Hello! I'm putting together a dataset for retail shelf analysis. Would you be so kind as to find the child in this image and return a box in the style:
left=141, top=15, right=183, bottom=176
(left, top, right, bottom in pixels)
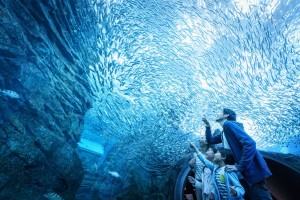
left=188, top=146, right=216, bottom=200
left=189, top=142, right=245, bottom=200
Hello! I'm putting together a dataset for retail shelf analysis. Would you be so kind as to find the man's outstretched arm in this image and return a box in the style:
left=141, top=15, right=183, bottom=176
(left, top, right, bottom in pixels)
left=202, top=115, right=222, bottom=144
left=205, top=126, right=222, bottom=144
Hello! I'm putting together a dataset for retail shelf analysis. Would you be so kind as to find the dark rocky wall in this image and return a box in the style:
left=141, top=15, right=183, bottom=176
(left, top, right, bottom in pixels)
left=0, top=0, right=97, bottom=199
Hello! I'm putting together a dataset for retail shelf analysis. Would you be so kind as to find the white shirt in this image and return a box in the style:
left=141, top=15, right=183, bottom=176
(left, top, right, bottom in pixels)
left=202, top=166, right=214, bottom=195
left=195, top=154, right=205, bottom=180
left=222, top=131, right=230, bottom=149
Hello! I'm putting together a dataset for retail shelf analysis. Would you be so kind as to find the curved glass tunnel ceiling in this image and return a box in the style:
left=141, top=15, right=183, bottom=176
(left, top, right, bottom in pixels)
left=81, top=0, right=300, bottom=196
left=1, top=0, right=300, bottom=199
left=85, top=0, right=300, bottom=164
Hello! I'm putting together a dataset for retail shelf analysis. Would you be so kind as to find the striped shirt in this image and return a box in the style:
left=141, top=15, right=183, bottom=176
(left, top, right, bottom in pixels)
left=215, top=167, right=228, bottom=199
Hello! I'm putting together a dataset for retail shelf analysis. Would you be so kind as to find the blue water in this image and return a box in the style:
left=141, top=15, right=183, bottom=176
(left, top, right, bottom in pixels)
left=85, top=0, right=299, bottom=165
left=76, top=1, right=300, bottom=197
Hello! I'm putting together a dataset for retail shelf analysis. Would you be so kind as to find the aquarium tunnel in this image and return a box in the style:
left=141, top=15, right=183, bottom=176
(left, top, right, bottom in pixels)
left=0, top=0, right=300, bottom=199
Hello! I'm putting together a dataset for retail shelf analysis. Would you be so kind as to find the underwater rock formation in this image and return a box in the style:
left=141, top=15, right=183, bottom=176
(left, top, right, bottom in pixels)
left=0, top=0, right=97, bottom=199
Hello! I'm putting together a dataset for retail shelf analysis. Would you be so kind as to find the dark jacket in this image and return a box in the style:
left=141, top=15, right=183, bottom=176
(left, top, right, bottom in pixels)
left=205, top=120, right=272, bottom=185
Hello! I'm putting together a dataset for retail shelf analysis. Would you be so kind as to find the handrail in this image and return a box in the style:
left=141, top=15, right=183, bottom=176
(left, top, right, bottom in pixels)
left=174, top=164, right=191, bottom=200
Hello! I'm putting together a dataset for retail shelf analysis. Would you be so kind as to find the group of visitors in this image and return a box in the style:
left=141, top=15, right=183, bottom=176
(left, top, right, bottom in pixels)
left=186, top=108, right=273, bottom=200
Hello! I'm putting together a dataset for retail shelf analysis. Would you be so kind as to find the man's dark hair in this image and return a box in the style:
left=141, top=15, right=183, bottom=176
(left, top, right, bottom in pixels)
left=223, top=108, right=236, bottom=121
